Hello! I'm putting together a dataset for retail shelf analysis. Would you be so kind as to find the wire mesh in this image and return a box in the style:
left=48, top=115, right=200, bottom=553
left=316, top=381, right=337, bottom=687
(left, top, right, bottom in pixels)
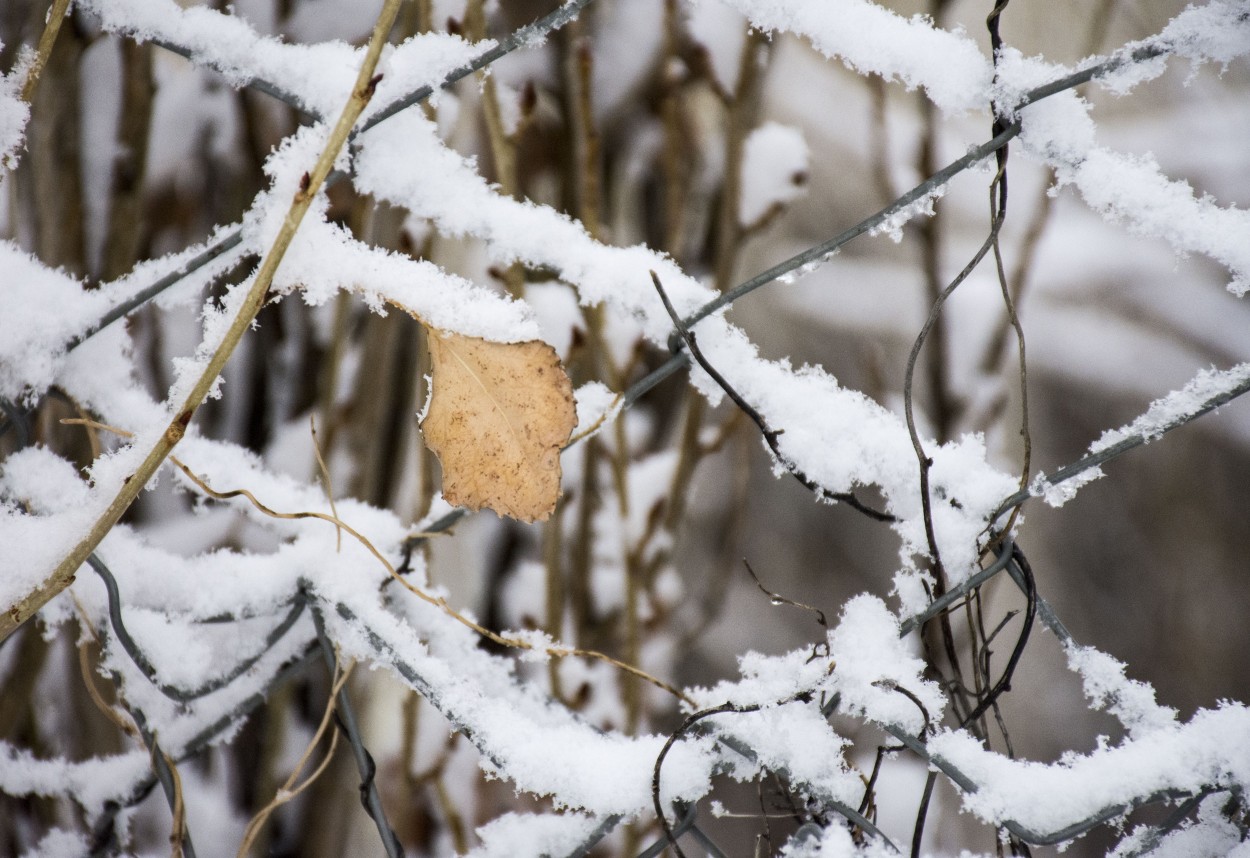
left=2, top=0, right=1248, bottom=855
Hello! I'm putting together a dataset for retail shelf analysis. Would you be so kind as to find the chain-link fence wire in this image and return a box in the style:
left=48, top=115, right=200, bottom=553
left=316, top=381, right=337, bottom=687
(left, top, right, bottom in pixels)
left=2, top=0, right=1249, bottom=855
left=73, top=513, right=1245, bottom=856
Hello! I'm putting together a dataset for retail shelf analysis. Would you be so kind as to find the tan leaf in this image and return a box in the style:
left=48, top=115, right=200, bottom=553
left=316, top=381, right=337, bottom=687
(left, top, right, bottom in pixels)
left=421, top=330, right=577, bottom=523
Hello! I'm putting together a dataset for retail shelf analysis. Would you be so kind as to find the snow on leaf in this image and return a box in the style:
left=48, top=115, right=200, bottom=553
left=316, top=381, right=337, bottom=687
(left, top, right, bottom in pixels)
left=421, top=330, right=576, bottom=523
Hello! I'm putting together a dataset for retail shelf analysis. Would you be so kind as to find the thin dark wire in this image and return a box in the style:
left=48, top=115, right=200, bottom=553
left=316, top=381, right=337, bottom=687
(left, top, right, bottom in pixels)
left=76, top=16, right=1165, bottom=375
left=76, top=0, right=597, bottom=349
left=898, top=537, right=1014, bottom=637
left=683, top=821, right=730, bottom=858
left=388, top=507, right=468, bottom=589
left=883, top=720, right=1213, bottom=846
left=788, top=823, right=827, bottom=852
left=310, top=601, right=405, bottom=858
left=87, top=553, right=307, bottom=703
left=883, top=541, right=1215, bottom=853
left=148, top=0, right=601, bottom=132
left=1000, top=546, right=1072, bottom=644
left=652, top=271, right=895, bottom=523
left=653, top=703, right=762, bottom=858
left=89, top=641, right=320, bottom=856
left=677, top=119, right=1020, bottom=335
left=401, top=507, right=466, bottom=553
left=650, top=693, right=900, bottom=855
left=148, top=37, right=322, bottom=119
left=679, top=43, right=1169, bottom=333
left=129, top=708, right=198, bottom=858
left=959, top=544, right=1035, bottom=727
left=629, top=47, right=1181, bottom=426
left=359, top=0, right=596, bottom=134
left=993, top=371, right=1250, bottom=521
left=328, top=599, right=503, bottom=767
left=714, top=728, right=898, bottom=852
left=1118, top=788, right=1220, bottom=858
left=71, top=230, right=246, bottom=348
left=622, top=351, right=691, bottom=408
left=562, top=815, right=625, bottom=858
left=24, top=16, right=1217, bottom=858
left=634, top=803, right=700, bottom=858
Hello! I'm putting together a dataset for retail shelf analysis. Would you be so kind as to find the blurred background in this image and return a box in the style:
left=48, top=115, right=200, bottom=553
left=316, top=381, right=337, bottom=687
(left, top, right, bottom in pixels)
left=2, top=0, right=1248, bottom=854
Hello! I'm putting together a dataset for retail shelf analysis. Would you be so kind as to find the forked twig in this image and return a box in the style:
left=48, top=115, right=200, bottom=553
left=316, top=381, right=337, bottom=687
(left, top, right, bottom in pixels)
left=60, top=418, right=693, bottom=704
left=235, top=653, right=353, bottom=858
left=0, top=0, right=406, bottom=645
left=651, top=271, right=894, bottom=523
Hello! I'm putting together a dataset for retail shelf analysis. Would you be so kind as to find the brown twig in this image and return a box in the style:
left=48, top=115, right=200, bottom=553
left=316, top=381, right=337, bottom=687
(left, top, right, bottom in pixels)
left=235, top=655, right=353, bottom=858
left=0, top=0, right=405, bottom=645
left=63, top=416, right=693, bottom=705
left=18, top=0, right=74, bottom=103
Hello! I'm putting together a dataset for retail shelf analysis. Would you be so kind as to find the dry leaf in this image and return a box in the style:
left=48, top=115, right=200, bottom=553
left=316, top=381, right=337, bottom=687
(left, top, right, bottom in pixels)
left=421, top=330, right=577, bottom=523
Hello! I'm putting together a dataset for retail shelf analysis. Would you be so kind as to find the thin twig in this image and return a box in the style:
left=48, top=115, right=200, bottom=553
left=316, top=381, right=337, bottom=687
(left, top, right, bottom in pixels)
left=743, top=559, right=827, bottom=629
left=19, top=0, right=74, bottom=103
left=164, top=445, right=693, bottom=704
left=162, top=746, right=189, bottom=858
left=0, top=0, right=403, bottom=645
left=653, top=702, right=762, bottom=858
left=310, top=604, right=403, bottom=858
left=960, top=549, right=1035, bottom=728
left=235, top=654, right=353, bottom=858
left=651, top=271, right=895, bottom=523
left=72, top=0, right=598, bottom=350
left=309, top=415, right=342, bottom=552
left=910, top=771, right=938, bottom=858
left=680, top=43, right=1168, bottom=332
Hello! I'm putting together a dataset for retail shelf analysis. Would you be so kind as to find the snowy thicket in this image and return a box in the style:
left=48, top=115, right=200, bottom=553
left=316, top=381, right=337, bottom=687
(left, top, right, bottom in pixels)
left=1, top=0, right=1249, bottom=856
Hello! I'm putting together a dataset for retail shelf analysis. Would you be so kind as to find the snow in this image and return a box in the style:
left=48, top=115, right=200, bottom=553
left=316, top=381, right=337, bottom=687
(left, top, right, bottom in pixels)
left=929, top=702, right=1250, bottom=836
left=0, top=45, right=31, bottom=170
left=1067, top=645, right=1178, bottom=736
left=1096, top=363, right=1250, bottom=450
left=572, top=381, right=620, bottom=442
left=827, top=595, right=943, bottom=736
left=3, top=0, right=1250, bottom=853
left=781, top=823, right=898, bottom=858
left=1159, top=0, right=1250, bottom=69
left=323, top=578, right=721, bottom=816
left=1066, top=149, right=1250, bottom=295
left=0, top=243, right=113, bottom=402
left=1113, top=794, right=1246, bottom=858
left=460, top=812, right=605, bottom=858
left=0, top=742, right=152, bottom=820
left=715, top=0, right=994, bottom=115
left=79, top=0, right=487, bottom=125
left=18, top=830, right=90, bottom=858
left=0, top=448, right=100, bottom=610
left=1033, top=363, right=1250, bottom=509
